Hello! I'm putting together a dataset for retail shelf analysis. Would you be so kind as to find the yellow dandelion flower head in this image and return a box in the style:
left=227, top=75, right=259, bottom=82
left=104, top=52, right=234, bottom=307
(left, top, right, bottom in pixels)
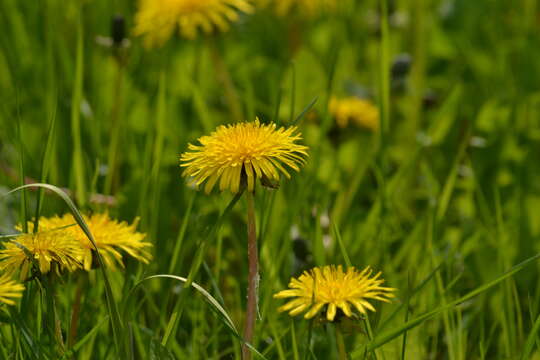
left=180, top=118, right=309, bottom=194
left=329, top=96, right=379, bottom=131
left=0, top=272, right=24, bottom=306
left=258, top=0, right=336, bottom=17
left=30, top=213, right=153, bottom=271
left=274, top=265, right=395, bottom=322
left=0, top=230, right=83, bottom=280
left=134, top=0, right=254, bottom=47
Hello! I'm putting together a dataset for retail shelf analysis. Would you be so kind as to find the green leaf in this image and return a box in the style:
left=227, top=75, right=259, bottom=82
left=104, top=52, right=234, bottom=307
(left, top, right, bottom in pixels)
left=127, top=274, right=269, bottom=360
left=293, top=97, right=318, bottom=126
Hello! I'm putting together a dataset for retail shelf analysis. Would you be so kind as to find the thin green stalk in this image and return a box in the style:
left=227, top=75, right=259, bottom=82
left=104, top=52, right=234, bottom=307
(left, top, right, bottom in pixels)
left=363, top=318, right=378, bottom=360
left=378, top=0, right=391, bottom=140
left=521, top=308, right=540, bottom=359
left=36, top=283, right=42, bottom=343
left=103, top=59, right=125, bottom=196
left=16, top=118, right=27, bottom=233
left=335, top=324, right=348, bottom=360
left=405, top=0, right=427, bottom=142
left=42, top=276, right=64, bottom=355
left=168, top=192, right=196, bottom=274
left=289, top=62, right=296, bottom=123
left=209, top=39, right=243, bottom=123
left=149, top=72, right=167, bottom=243
left=67, top=276, right=85, bottom=349
left=375, top=0, right=391, bottom=255
left=34, top=96, right=57, bottom=232
left=242, top=190, right=259, bottom=360
left=303, top=318, right=314, bottom=360
left=268, top=321, right=286, bottom=360
left=400, top=274, right=412, bottom=360
left=161, top=191, right=243, bottom=347
left=291, top=321, right=299, bottom=360
left=71, top=19, right=86, bottom=206
left=161, top=294, right=184, bottom=347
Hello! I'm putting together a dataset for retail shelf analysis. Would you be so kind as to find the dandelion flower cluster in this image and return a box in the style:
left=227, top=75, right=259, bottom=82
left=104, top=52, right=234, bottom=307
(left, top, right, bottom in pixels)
left=0, top=230, right=84, bottom=280
left=180, top=119, right=308, bottom=193
left=0, top=273, right=24, bottom=306
left=329, top=96, right=379, bottom=131
left=31, top=213, right=153, bottom=271
left=134, top=0, right=254, bottom=47
left=274, top=265, right=395, bottom=321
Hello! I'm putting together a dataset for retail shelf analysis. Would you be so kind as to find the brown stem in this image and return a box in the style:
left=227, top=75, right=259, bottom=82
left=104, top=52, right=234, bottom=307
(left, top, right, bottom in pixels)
left=242, top=191, right=258, bottom=360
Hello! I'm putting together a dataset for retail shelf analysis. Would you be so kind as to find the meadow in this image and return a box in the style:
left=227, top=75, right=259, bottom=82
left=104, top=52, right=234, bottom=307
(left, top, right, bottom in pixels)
left=1, top=0, right=540, bottom=359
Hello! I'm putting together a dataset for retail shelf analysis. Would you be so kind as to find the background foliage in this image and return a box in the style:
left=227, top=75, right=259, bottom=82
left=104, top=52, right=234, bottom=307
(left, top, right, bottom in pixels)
left=1, top=0, right=540, bottom=359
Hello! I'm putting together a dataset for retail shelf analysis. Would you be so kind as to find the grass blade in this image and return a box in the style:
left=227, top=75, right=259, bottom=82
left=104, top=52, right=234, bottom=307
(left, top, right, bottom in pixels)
left=33, top=96, right=57, bottom=232
left=16, top=115, right=27, bottom=233
left=161, top=190, right=243, bottom=347
left=168, top=192, right=196, bottom=274
left=332, top=222, right=351, bottom=267
left=351, top=252, right=540, bottom=357
left=70, top=18, right=86, bottom=205
left=127, top=274, right=269, bottom=360
left=289, top=61, right=296, bottom=123
left=293, top=97, right=318, bottom=126
left=521, top=311, right=540, bottom=360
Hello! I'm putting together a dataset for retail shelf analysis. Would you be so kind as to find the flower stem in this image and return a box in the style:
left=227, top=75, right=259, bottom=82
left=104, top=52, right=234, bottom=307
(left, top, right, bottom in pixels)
left=335, top=324, right=349, bottom=360
left=68, top=276, right=85, bottom=348
left=43, top=276, right=65, bottom=354
left=242, top=191, right=259, bottom=360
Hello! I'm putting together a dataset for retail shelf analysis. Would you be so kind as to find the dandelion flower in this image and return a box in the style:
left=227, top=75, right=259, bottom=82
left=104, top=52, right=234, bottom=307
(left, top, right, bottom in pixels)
left=329, top=96, right=379, bottom=131
left=0, top=230, right=83, bottom=280
left=180, top=118, right=308, bottom=193
left=134, top=0, right=254, bottom=47
left=258, top=0, right=336, bottom=17
left=274, top=265, right=395, bottom=321
left=0, top=273, right=25, bottom=306
left=28, top=213, right=153, bottom=271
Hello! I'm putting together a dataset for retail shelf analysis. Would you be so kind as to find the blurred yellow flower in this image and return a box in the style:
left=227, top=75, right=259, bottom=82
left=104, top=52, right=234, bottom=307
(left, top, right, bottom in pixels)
left=180, top=118, right=308, bottom=193
left=258, top=0, right=336, bottom=17
left=329, top=96, right=379, bottom=131
left=0, top=273, right=24, bottom=306
left=31, top=213, right=153, bottom=271
left=0, top=230, right=83, bottom=280
left=274, top=265, right=395, bottom=321
left=134, top=0, right=254, bottom=47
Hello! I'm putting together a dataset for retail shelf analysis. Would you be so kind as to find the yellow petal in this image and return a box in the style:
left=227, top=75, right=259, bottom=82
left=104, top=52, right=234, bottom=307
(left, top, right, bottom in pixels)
left=327, top=303, right=337, bottom=321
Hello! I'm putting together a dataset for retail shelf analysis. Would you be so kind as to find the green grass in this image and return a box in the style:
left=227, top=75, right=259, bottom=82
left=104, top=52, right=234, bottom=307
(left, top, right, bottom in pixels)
left=2, top=0, right=540, bottom=359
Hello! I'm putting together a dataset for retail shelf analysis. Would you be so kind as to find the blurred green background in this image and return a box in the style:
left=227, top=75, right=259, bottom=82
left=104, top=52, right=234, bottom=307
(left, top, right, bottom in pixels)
left=1, top=0, right=540, bottom=359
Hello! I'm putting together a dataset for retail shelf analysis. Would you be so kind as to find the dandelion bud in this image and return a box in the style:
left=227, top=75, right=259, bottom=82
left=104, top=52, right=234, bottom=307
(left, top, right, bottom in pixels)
left=111, top=14, right=126, bottom=46
left=391, top=53, right=412, bottom=79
